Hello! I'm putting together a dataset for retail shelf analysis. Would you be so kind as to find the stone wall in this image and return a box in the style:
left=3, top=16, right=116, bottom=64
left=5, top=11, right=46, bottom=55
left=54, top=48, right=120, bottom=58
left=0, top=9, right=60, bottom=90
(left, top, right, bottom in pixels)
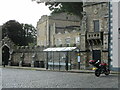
left=83, top=2, right=109, bottom=32
left=11, top=46, right=46, bottom=67
left=82, top=2, right=109, bottom=64
left=54, top=30, right=81, bottom=47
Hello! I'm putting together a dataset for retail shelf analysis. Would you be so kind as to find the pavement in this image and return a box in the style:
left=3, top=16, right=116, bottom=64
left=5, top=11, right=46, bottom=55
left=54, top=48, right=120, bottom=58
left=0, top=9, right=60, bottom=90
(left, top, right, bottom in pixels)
left=0, top=66, right=119, bottom=74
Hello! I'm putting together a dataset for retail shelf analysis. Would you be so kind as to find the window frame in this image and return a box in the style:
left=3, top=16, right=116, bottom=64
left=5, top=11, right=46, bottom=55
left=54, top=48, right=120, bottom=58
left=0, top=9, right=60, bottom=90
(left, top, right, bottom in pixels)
left=93, top=20, right=100, bottom=32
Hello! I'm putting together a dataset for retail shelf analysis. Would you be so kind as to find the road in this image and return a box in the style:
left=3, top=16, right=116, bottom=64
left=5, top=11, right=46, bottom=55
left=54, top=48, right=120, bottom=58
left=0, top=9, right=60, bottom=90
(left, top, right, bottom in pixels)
left=1, top=68, right=119, bottom=88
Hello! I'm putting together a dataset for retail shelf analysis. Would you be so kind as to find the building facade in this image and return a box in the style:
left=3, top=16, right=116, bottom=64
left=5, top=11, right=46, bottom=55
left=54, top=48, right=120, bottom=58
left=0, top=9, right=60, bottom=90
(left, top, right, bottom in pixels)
left=37, top=13, right=81, bottom=47
left=110, top=1, right=120, bottom=71
left=81, top=2, right=109, bottom=68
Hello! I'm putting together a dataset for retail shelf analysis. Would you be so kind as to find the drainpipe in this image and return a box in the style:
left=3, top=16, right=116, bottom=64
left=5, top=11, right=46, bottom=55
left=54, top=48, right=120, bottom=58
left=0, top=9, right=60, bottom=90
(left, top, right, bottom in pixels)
left=108, top=1, right=111, bottom=70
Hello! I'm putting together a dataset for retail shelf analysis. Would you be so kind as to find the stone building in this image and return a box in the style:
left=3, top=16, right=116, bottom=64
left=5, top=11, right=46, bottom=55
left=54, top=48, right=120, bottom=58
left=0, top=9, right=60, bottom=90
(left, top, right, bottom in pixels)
left=54, top=26, right=81, bottom=47
left=37, top=13, right=81, bottom=47
left=36, top=2, right=109, bottom=69
left=80, top=2, right=109, bottom=68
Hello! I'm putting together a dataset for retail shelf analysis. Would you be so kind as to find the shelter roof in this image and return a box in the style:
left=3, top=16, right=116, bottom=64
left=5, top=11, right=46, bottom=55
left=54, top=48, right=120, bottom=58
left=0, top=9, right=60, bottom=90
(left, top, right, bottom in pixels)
left=43, top=47, right=77, bottom=52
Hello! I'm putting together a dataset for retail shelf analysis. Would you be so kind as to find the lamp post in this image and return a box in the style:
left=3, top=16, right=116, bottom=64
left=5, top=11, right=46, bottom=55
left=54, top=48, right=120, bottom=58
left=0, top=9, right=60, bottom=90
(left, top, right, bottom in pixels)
left=77, top=48, right=80, bottom=70
left=65, top=52, right=69, bottom=71
left=46, top=52, right=48, bottom=69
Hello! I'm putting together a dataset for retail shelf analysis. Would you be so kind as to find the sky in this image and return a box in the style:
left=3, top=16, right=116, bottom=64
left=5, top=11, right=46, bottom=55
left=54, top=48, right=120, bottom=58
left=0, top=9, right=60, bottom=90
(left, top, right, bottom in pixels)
left=0, top=0, right=51, bottom=27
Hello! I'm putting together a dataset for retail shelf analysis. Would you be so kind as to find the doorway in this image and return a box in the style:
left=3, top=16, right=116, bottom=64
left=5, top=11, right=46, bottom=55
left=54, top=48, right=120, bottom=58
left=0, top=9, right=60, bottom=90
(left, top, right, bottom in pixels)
left=2, top=46, right=10, bottom=65
left=92, top=50, right=101, bottom=61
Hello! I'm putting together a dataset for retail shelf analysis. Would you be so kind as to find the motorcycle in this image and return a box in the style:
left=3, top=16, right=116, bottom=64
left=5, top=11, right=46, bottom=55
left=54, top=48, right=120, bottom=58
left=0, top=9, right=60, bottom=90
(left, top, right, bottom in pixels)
left=89, top=60, right=110, bottom=77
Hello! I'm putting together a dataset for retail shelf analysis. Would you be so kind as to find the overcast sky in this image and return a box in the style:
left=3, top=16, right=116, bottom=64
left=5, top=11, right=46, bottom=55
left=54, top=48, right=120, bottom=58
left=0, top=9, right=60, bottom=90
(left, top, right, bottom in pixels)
left=0, top=0, right=51, bottom=27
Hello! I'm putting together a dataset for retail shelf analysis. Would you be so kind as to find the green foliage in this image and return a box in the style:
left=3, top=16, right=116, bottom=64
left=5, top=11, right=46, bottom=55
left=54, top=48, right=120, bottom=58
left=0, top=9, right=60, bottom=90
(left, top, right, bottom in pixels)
left=32, top=1, right=83, bottom=17
left=45, top=2, right=83, bottom=18
left=2, top=20, right=25, bottom=46
left=21, top=23, right=37, bottom=46
left=2, top=20, right=37, bottom=46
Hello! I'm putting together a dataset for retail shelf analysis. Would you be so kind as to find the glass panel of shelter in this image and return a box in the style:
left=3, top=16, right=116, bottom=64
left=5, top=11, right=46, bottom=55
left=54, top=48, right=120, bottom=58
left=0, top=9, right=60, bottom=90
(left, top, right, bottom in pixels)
left=47, top=51, right=78, bottom=71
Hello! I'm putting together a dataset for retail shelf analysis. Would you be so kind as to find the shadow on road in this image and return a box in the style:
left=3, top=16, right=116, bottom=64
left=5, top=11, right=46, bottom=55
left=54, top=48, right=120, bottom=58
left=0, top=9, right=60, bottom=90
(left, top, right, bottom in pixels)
left=99, top=74, right=119, bottom=78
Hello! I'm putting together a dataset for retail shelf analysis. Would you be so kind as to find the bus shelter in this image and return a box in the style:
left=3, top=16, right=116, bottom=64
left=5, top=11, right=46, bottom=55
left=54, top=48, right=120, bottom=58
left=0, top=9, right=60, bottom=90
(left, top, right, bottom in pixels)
left=43, top=47, right=79, bottom=71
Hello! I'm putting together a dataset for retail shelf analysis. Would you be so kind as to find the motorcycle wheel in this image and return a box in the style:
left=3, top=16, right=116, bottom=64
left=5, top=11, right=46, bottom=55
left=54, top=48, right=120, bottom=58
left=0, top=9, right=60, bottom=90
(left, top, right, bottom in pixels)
left=95, top=69, right=101, bottom=77
left=105, top=69, right=110, bottom=75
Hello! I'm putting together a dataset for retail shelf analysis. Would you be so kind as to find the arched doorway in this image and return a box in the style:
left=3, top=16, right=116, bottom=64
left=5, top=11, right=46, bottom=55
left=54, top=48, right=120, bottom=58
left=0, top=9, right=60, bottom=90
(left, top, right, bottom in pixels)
left=2, top=46, right=10, bottom=65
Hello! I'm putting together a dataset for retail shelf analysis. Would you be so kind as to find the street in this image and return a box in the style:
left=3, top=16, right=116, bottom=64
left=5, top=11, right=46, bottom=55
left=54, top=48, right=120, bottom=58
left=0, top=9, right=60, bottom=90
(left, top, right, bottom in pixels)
left=1, top=68, right=119, bottom=88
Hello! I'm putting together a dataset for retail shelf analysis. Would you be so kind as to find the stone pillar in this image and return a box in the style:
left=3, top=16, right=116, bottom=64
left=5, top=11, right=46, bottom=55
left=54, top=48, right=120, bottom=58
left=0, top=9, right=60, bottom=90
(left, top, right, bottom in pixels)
left=31, top=53, right=36, bottom=67
left=19, top=61, right=23, bottom=67
left=19, top=53, right=24, bottom=67
left=31, top=61, right=34, bottom=67
left=8, top=54, right=12, bottom=66
left=8, top=49, right=13, bottom=66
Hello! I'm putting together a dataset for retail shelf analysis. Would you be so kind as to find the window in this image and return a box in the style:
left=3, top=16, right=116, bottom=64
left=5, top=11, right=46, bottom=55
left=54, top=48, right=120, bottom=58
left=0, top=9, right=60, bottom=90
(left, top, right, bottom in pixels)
left=75, top=36, right=80, bottom=44
left=65, top=31, right=68, bottom=33
left=93, top=20, right=99, bottom=32
left=56, top=39, right=62, bottom=46
left=119, top=28, right=120, bottom=34
left=65, top=38, right=70, bottom=45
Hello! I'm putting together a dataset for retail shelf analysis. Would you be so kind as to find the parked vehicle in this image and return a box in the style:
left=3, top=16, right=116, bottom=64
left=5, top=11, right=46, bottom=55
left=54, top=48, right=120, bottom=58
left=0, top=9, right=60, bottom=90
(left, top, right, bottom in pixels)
left=89, top=59, right=110, bottom=77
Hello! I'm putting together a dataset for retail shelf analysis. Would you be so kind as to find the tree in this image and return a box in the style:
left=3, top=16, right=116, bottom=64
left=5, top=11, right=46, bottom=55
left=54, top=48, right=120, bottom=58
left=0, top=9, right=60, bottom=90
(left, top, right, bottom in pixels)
left=32, top=1, right=83, bottom=18
left=45, top=2, right=83, bottom=18
left=2, top=20, right=37, bottom=46
left=2, top=20, right=26, bottom=46
left=21, top=24, right=37, bottom=46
